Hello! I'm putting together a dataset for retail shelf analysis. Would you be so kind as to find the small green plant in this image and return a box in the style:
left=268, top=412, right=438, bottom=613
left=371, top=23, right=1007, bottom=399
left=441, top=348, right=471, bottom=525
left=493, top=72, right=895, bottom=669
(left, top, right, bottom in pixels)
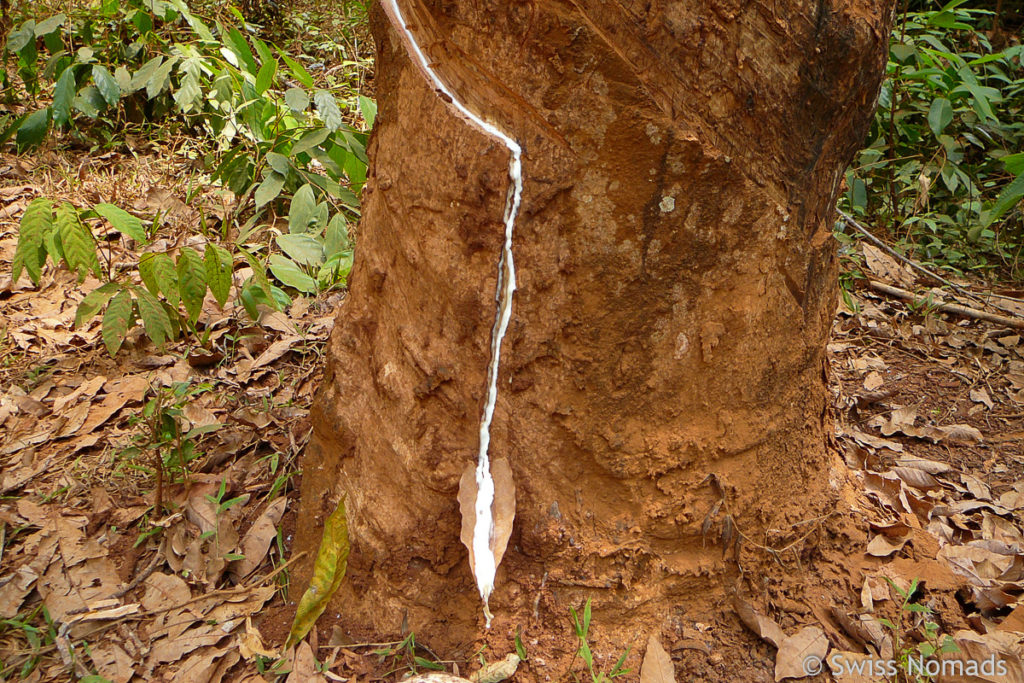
left=10, top=196, right=246, bottom=355
left=7, top=189, right=349, bottom=354
left=568, top=599, right=631, bottom=683
left=2, top=0, right=368, bottom=300
left=121, top=381, right=219, bottom=515
left=266, top=182, right=353, bottom=296
left=0, top=605, right=56, bottom=680
left=373, top=633, right=446, bottom=677
left=877, top=577, right=959, bottom=683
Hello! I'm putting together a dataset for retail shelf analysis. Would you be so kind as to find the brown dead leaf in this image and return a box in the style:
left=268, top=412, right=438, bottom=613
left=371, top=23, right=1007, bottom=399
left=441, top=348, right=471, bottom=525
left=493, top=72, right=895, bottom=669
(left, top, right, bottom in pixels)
left=457, top=458, right=516, bottom=584
left=827, top=651, right=884, bottom=682
left=640, top=634, right=676, bottom=683
left=846, top=428, right=904, bottom=453
left=52, top=376, right=107, bottom=413
left=863, top=371, right=884, bottom=391
left=287, top=641, right=328, bottom=683
left=863, top=244, right=916, bottom=288
left=231, top=497, right=287, bottom=580
left=176, top=645, right=240, bottom=683
left=866, top=534, right=910, bottom=557
left=997, top=602, right=1024, bottom=633
left=893, top=455, right=953, bottom=475
left=971, top=387, right=995, bottom=410
left=892, top=467, right=941, bottom=491
left=55, top=402, right=91, bottom=438
left=774, top=626, right=828, bottom=681
left=734, top=596, right=785, bottom=649
left=940, top=630, right=1024, bottom=681
left=238, top=617, right=277, bottom=660
left=469, top=654, right=520, bottom=683
left=89, top=642, right=135, bottom=683
left=147, top=622, right=229, bottom=665
left=249, top=335, right=301, bottom=373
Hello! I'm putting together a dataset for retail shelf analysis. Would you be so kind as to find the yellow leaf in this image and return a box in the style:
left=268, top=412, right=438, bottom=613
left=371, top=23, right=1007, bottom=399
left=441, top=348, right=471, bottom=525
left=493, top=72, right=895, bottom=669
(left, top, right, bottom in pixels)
left=285, top=496, right=349, bottom=648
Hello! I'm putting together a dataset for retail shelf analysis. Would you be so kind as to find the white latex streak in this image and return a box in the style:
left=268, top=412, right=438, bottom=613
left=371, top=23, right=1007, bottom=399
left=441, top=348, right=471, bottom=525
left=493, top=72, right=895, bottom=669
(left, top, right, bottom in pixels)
left=384, top=0, right=522, bottom=629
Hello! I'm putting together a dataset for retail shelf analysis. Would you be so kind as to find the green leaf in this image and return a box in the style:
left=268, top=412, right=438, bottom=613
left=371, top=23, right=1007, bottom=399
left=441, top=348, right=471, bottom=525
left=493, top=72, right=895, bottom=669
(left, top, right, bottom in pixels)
left=984, top=172, right=1024, bottom=228
left=254, top=172, right=286, bottom=209
left=265, top=152, right=290, bottom=175
left=268, top=254, right=317, bottom=293
left=204, top=243, right=233, bottom=307
left=91, top=65, right=120, bottom=106
left=277, top=233, right=325, bottom=267
left=56, top=202, right=101, bottom=281
left=255, top=58, right=277, bottom=95
left=129, top=56, right=163, bottom=93
left=173, top=71, right=202, bottom=113
left=12, top=198, right=53, bottom=285
left=176, top=247, right=207, bottom=323
left=239, top=249, right=274, bottom=298
left=52, top=67, right=77, bottom=128
left=166, top=0, right=215, bottom=41
left=1003, top=153, right=1024, bottom=178
left=291, top=128, right=331, bottom=158
left=16, top=109, right=50, bottom=152
left=324, top=214, right=350, bottom=256
left=75, top=281, right=120, bottom=327
left=133, top=285, right=173, bottom=346
left=34, top=13, right=66, bottom=36
left=284, top=87, right=309, bottom=113
left=286, top=496, right=349, bottom=648
left=139, top=252, right=180, bottom=307
left=927, top=97, right=953, bottom=137
left=288, top=184, right=317, bottom=233
left=279, top=51, right=314, bottom=88
left=146, top=57, right=178, bottom=99
left=313, top=90, right=343, bottom=131
left=73, top=86, right=106, bottom=119
left=102, top=289, right=133, bottom=356
left=224, top=27, right=258, bottom=74
left=414, top=658, right=445, bottom=671
left=94, top=203, right=146, bottom=243
left=358, top=95, right=376, bottom=128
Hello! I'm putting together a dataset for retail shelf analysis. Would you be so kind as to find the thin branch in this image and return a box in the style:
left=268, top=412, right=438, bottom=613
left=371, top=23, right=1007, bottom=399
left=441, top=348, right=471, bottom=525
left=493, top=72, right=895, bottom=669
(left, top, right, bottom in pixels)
left=837, top=209, right=979, bottom=300
left=867, top=279, right=1024, bottom=330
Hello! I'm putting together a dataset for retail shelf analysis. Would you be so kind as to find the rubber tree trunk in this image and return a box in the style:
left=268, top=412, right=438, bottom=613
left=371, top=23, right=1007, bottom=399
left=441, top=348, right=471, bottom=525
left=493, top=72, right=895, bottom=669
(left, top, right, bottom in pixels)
left=296, top=0, right=894, bottom=663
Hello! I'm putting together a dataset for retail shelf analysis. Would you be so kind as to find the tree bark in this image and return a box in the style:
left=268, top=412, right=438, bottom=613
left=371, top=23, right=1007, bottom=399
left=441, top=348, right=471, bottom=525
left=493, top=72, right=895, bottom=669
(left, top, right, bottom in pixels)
left=296, top=0, right=894, bottom=668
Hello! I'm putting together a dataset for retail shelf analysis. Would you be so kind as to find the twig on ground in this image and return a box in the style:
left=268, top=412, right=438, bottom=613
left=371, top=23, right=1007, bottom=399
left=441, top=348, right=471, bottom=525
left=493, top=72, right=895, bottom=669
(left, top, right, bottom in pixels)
left=867, top=279, right=1024, bottom=330
left=838, top=210, right=980, bottom=301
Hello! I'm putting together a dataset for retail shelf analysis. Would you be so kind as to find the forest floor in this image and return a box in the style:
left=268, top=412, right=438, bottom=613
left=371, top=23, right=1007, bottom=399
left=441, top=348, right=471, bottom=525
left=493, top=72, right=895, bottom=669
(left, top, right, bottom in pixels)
left=4, top=74, right=1024, bottom=683
left=2, top=128, right=1024, bottom=683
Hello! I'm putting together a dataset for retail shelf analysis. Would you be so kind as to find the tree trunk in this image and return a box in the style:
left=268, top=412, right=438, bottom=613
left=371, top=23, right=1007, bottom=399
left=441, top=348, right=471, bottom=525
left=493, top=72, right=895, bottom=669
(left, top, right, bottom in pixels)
left=295, top=0, right=893, bottom=670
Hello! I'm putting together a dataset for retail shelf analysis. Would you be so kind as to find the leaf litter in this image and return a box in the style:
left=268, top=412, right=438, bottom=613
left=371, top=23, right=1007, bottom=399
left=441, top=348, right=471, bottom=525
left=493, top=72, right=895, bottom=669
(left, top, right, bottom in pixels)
left=0, top=146, right=339, bottom=681
left=732, top=250, right=1024, bottom=682
left=5, top=121, right=1024, bottom=683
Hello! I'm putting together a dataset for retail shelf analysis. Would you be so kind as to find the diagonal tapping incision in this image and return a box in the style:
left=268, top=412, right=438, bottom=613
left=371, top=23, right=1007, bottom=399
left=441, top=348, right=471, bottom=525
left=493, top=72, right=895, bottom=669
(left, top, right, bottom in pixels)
left=381, top=0, right=523, bottom=628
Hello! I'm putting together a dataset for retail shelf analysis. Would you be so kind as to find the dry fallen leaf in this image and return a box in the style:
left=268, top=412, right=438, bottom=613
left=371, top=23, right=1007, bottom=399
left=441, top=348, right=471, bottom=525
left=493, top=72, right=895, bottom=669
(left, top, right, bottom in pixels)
left=286, top=641, right=328, bottom=683
left=734, top=596, right=785, bottom=649
left=971, top=387, right=995, bottom=409
left=774, top=626, right=828, bottom=682
left=458, top=457, right=516, bottom=584
left=863, top=244, right=916, bottom=288
left=640, top=634, right=675, bottom=683
left=469, top=653, right=520, bottom=683
left=866, top=533, right=910, bottom=557
left=231, top=497, right=287, bottom=579
left=863, top=371, right=884, bottom=391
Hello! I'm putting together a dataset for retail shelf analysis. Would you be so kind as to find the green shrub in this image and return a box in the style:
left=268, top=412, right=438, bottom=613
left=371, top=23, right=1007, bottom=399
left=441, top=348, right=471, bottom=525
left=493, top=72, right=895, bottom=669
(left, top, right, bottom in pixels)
left=841, top=0, right=1024, bottom=276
